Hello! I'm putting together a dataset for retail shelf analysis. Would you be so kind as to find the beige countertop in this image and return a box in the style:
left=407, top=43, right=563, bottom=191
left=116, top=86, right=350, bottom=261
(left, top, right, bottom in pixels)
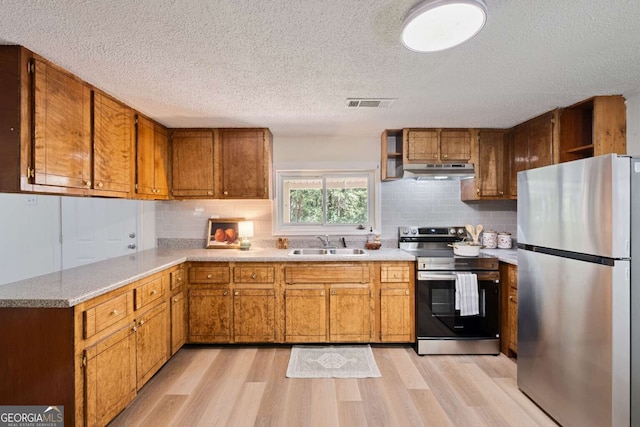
left=0, top=247, right=415, bottom=308
left=481, top=248, right=518, bottom=265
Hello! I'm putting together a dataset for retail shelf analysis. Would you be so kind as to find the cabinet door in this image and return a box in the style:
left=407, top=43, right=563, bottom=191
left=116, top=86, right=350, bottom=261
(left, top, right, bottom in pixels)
left=153, top=124, right=169, bottom=198
left=171, top=130, right=215, bottom=197
left=510, top=123, right=528, bottom=198
left=284, top=288, right=327, bottom=342
left=170, top=291, right=186, bottom=355
left=477, top=131, right=506, bottom=198
left=219, top=129, right=270, bottom=198
left=527, top=112, right=554, bottom=170
left=440, top=129, right=471, bottom=162
left=93, top=91, right=134, bottom=195
left=84, top=324, right=137, bottom=427
left=404, top=129, right=439, bottom=162
left=508, top=286, right=518, bottom=354
left=380, top=288, right=411, bottom=342
left=233, top=289, right=276, bottom=342
left=136, top=115, right=156, bottom=196
left=329, top=288, right=371, bottom=342
left=135, top=302, right=169, bottom=388
left=32, top=58, right=92, bottom=189
left=136, top=116, right=169, bottom=199
left=188, top=289, right=231, bottom=343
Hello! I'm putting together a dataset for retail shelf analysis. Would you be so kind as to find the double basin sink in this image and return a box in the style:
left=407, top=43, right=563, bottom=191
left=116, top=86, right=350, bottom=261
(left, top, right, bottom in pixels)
left=288, top=248, right=367, bottom=256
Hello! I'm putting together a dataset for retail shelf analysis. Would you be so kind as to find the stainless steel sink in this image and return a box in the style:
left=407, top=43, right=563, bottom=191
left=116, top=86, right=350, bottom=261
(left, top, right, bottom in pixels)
left=327, top=248, right=367, bottom=255
left=288, top=248, right=367, bottom=256
left=288, top=248, right=330, bottom=255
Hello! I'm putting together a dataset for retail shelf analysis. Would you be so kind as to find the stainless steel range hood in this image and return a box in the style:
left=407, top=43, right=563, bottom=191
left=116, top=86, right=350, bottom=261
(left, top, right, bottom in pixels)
left=403, top=163, right=475, bottom=180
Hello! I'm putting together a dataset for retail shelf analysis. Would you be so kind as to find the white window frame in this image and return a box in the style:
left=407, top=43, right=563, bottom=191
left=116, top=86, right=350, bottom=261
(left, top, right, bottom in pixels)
left=273, top=169, right=380, bottom=236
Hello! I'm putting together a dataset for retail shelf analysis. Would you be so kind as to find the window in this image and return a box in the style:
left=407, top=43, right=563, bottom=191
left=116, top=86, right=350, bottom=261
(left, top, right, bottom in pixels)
left=275, top=170, right=378, bottom=234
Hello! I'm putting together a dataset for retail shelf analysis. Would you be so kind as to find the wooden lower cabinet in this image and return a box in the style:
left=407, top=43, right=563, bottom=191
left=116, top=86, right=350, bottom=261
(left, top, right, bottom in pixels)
left=380, top=288, right=412, bottom=342
left=135, top=302, right=169, bottom=388
left=185, top=261, right=416, bottom=345
left=233, top=289, right=276, bottom=342
left=329, top=287, right=372, bottom=342
left=284, top=288, right=327, bottom=342
left=500, top=262, right=518, bottom=356
left=188, top=288, right=232, bottom=342
left=84, top=323, right=137, bottom=427
left=170, top=290, right=186, bottom=355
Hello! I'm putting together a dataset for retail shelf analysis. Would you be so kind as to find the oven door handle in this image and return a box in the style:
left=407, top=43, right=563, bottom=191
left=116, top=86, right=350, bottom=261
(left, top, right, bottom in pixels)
left=417, top=272, right=471, bottom=281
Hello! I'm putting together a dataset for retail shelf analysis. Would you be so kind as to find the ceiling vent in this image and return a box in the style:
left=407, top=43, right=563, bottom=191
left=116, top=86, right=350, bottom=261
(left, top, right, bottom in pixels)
left=346, top=98, right=397, bottom=108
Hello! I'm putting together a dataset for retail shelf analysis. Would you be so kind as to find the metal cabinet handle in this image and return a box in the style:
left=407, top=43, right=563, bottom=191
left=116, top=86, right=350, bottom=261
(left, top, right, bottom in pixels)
left=320, top=291, right=325, bottom=296
left=139, top=319, right=145, bottom=326
left=151, top=289, right=157, bottom=295
left=235, top=291, right=239, bottom=296
left=173, top=297, right=179, bottom=303
left=223, top=291, right=229, bottom=296
left=112, top=309, right=119, bottom=316
left=207, top=274, right=213, bottom=279
left=251, top=273, right=257, bottom=280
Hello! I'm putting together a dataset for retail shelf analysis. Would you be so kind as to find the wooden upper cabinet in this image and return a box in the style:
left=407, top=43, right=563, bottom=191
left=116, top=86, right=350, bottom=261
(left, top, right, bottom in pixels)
left=527, top=112, right=554, bottom=169
left=461, top=129, right=510, bottom=201
left=381, top=129, right=404, bottom=181
left=135, top=115, right=169, bottom=199
left=217, top=128, right=272, bottom=199
left=32, top=58, right=92, bottom=190
left=93, top=91, right=134, bottom=196
left=440, top=129, right=472, bottom=161
left=403, top=128, right=472, bottom=164
left=404, top=129, right=439, bottom=162
left=171, top=129, right=215, bottom=197
left=558, top=95, right=626, bottom=162
left=508, top=111, right=556, bottom=198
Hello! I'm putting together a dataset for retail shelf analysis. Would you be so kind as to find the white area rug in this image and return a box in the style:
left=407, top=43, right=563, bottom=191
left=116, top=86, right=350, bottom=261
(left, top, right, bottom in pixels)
left=286, top=345, right=382, bottom=378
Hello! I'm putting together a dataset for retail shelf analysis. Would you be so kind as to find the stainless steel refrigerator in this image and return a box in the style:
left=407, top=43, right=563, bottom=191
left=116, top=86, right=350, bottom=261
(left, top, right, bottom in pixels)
left=517, top=154, right=638, bottom=427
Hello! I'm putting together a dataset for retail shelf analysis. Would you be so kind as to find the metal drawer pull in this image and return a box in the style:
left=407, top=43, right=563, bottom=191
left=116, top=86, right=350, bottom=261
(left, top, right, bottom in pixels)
left=112, top=309, right=119, bottom=316
left=207, top=274, right=212, bottom=279
left=251, top=273, right=257, bottom=279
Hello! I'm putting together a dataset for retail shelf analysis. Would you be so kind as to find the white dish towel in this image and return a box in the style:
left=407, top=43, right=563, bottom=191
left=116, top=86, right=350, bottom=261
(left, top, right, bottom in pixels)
left=455, top=273, right=479, bottom=316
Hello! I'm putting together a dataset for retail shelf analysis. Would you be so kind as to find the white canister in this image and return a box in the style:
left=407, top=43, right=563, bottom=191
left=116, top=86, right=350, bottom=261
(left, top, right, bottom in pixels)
left=498, top=232, right=512, bottom=249
left=482, top=230, right=497, bottom=249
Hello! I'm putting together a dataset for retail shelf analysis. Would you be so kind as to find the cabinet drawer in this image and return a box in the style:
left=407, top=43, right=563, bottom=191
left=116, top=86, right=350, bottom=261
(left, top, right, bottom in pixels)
left=170, top=268, right=185, bottom=291
left=380, top=266, right=410, bottom=283
left=84, top=292, right=133, bottom=339
left=189, top=266, right=231, bottom=284
left=233, top=266, right=275, bottom=284
left=135, top=276, right=166, bottom=310
left=284, top=265, right=370, bottom=284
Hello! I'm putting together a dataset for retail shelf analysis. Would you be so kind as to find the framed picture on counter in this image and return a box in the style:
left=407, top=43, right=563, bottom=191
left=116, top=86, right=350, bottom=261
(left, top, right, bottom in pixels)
left=206, top=218, right=244, bottom=249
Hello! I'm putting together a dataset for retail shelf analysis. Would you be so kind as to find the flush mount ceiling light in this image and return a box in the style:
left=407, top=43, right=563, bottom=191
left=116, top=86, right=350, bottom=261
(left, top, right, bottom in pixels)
left=401, top=0, right=487, bottom=53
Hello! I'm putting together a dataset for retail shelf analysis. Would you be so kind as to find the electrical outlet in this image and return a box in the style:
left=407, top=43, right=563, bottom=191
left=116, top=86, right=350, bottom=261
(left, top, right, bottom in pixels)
left=25, top=195, right=37, bottom=206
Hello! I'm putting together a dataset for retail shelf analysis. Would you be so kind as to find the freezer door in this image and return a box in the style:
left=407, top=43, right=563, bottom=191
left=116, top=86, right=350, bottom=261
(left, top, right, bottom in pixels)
left=517, top=249, right=630, bottom=427
left=517, top=154, right=631, bottom=258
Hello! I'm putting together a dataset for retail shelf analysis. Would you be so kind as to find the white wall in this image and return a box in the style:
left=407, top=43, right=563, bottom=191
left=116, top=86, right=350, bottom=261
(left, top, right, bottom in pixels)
left=0, top=194, right=157, bottom=285
left=0, top=193, right=61, bottom=285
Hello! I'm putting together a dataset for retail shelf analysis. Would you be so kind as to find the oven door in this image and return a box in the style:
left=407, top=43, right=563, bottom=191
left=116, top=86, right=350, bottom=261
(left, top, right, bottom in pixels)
left=416, top=271, right=499, bottom=338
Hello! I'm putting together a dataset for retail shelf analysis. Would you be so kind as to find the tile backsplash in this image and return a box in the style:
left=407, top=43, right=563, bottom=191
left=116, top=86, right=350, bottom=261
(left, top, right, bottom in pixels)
left=156, top=180, right=517, bottom=247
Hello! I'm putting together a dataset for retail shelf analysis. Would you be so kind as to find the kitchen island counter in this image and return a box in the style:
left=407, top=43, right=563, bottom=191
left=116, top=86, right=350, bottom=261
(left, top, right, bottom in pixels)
left=0, top=247, right=414, bottom=308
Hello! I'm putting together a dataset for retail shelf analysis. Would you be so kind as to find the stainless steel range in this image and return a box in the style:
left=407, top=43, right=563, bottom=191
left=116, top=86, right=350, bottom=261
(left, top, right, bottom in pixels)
left=399, top=226, right=500, bottom=355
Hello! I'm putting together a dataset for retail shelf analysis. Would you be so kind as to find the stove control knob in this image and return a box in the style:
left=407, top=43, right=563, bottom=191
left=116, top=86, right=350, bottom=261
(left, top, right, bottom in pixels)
left=457, top=228, right=466, bottom=236
left=449, top=228, right=457, bottom=236
left=400, top=227, right=410, bottom=235
left=410, top=228, right=418, bottom=235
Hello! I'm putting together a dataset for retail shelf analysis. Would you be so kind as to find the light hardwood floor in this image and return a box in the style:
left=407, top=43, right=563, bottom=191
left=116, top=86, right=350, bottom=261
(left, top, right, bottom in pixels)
left=109, top=345, right=557, bottom=426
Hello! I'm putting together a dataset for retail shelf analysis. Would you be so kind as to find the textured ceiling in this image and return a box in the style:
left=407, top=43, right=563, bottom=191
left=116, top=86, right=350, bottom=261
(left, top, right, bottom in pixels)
left=1, top=0, right=640, bottom=136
